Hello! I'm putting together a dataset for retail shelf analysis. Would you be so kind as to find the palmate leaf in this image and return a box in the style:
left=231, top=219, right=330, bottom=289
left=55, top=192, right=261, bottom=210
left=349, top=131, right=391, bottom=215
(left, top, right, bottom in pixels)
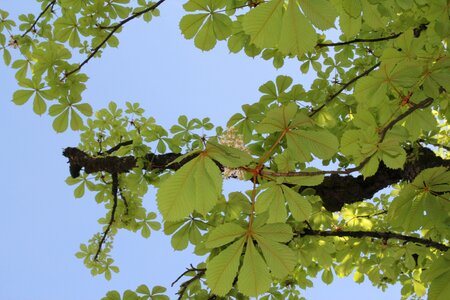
left=156, top=154, right=222, bottom=221
left=206, top=237, right=245, bottom=296
left=237, top=237, right=272, bottom=297
left=179, top=0, right=232, bottom=51
left=286, top=128, right=338, bottom=162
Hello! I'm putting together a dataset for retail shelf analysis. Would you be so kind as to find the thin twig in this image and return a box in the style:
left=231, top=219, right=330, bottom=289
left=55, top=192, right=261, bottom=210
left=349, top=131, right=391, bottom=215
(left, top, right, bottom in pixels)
left=299, top=229, right=449, bottom=251
left=63, top=0, right=166, bottom=78
left=94, top=172, right=119, bottom=261
left=172, top=266, right=206, bottom=299
left=379, top=98, right=433, bottom=143
left=317, top=33, right=402, bottom=48
left=106, top=140, right=133, bottom=154
left=21, top=0, right=57, bottom=37
left=309, top=62, right=381, bottom=117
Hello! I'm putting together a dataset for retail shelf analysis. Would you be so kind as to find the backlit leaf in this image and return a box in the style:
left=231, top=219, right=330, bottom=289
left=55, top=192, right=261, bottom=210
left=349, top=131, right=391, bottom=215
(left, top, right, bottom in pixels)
left=237, top=237, right=271, bottom=297
left=206, top=237, right=245, bottom=296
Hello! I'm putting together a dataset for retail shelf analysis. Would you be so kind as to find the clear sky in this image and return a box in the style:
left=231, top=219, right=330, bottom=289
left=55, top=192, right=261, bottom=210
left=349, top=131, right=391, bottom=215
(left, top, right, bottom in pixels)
left=0, top=2, right=401, bottom=299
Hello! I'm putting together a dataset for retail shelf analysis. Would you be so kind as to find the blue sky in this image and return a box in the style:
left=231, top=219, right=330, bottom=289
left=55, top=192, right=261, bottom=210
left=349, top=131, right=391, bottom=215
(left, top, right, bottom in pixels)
left=0, top=2, right=401, bottom=299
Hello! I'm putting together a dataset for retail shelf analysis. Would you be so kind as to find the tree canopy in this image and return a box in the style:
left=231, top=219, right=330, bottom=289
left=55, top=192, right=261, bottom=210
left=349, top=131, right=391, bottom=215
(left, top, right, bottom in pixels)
left=1, top=0, right=450, bottom=299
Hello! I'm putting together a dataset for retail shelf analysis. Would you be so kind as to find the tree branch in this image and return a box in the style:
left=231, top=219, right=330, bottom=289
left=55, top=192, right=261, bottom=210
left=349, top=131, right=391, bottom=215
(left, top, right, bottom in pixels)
left=21, top=0, right=56, bottom=37
left=171, top=266, right=206, bottom=300
left=94, top=172, right=118, bottom=261
left=317, top=33, right=402, bottom=48
left=309, top=62, right=381, bottom=117
left=63, top=144, right=449, bottom=212
left=299, top=229, right=449, bottom=252
left=63, top=0, right=166, bottom=79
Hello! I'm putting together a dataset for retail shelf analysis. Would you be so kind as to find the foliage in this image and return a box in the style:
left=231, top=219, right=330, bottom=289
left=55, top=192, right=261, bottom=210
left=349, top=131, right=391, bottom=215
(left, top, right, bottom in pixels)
left=1, top=0, right=450, bottom=299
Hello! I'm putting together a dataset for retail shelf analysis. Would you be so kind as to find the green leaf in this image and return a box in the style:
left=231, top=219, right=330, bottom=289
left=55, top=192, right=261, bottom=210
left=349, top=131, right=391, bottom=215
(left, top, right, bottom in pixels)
left=255, top=103, right=297, bottom=133
left=281, top=185, right=312, bottom=221
left=286, top=128, right=338, bottom=162
left=157, top=155, right=222, bottom=221
left=237, top=237, right=271, bottom=297
left=298, top=0, right=337, bottom=30
left=242, top=0, right=284, bottom=48
left=428, top=273, right=450, bottom=300
left=206, top=141, right=253, bottom=168
left=340, top=12, right=361, bottom=39
left=255, top=183, right=287, bottom=223
left=70, top=109, right=83, bottom=130
left=74, top=103, right=93, bottom=117
left=278, top=0, right=316, bottom=56
left=180, top=13, right=208, bottom=39
left=74, top=182, right=85, bottom=198
left=253, top=223, right=293, bottom=242
left=53, top=108, right=69, bottom=133
left=136, top=284, right=150, bottom=294
left=321, top=268, right=334, bottom=284
left=171, top=223, right=190, bottom=250
left=12, top=89, right=34, bottom=105
left=206, top=237, right=245, bottom=296
left=254, top=234, right=296, bottom=278
left=205, top=222, right=246, bottom=248
left=194, top=16, right=216, bottom=50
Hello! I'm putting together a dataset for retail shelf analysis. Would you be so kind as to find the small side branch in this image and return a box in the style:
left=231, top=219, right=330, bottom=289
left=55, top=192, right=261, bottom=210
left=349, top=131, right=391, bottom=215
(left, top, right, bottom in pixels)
left=105, top=140, right=133, bottom=154
left=299, top=229, right=449, bottom=252
left=94, top=173, right=119, bottom=261
left=172, top=265, right=206, bottom=300
left=21, top=0, right=57, bottom=37
left=63, top=0, right=166, bottom=78
left=317, top=33, right=402, bottom=48
left=309, top=62, right=381, bottom=117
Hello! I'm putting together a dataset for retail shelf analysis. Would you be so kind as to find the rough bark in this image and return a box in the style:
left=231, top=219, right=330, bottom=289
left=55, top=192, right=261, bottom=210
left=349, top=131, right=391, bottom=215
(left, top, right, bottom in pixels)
left=63, top=146, right=449, bottom=212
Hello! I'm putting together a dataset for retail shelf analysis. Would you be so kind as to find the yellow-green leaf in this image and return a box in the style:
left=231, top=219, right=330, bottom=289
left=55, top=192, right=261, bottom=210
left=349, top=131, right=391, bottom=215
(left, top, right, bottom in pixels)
left=237, top=238, right=271, bottom=297
left=53, top=108, right=69, bottom=133
left=254, top=234, right=296, bottom=278
left=278, top=0, right=316, bottom=56
left=12, top=89, right=34, bottom=105
left=254, top=223, right=293, bottom=242
left=298, top=0, right=337, bottom=30
left=157, top=155, right=222, bottom=221
left=281, top=185, right=312, bottom=221
left=206, top=237, right=245, bottom=296
left=286, top=129, right=338, bottom=162
left=205, top=223, right=246, bottom=249
left=242, top=0, right=283, bottom=48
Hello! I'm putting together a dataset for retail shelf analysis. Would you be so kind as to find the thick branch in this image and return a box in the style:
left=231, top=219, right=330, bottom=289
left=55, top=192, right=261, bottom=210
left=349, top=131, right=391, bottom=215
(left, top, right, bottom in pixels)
left=299, top=229, right=449, bottom=252
left=63, top=0, right=166, bottom=78
left=63, top=145, right=449, bottom=212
